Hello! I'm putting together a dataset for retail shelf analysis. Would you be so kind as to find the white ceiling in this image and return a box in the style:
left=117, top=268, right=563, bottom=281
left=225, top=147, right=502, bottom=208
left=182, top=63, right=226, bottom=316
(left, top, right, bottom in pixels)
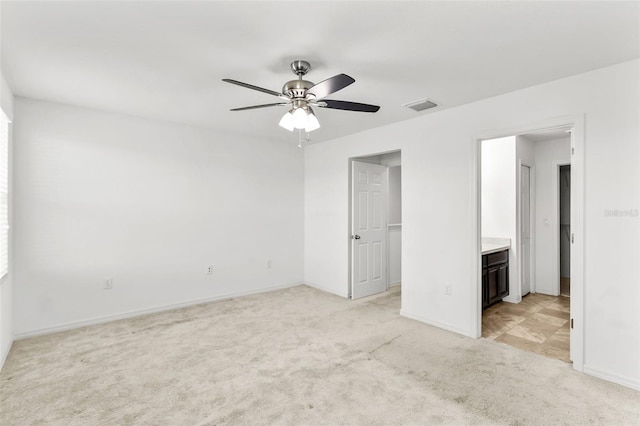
left=1, top=1, right=638, bottom=144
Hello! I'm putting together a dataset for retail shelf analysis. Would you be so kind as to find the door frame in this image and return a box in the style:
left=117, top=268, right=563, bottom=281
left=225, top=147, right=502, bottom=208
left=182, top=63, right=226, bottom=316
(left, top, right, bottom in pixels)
left=553, top=161, right=572, bottom=296
left=471, top=114, right=585, bottom=372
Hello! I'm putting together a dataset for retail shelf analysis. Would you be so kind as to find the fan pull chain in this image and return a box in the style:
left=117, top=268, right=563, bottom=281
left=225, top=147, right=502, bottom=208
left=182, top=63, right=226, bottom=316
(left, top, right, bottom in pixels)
left=298, top=130, right=310, bottom=148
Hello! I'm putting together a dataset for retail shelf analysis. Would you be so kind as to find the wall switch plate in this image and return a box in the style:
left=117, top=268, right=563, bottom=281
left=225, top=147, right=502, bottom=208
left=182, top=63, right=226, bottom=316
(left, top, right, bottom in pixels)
left=266, top=259, right=271, bottom=269
left=104, top=278, right=113, bottom=290
left=444, top=284, right=452, bottom=295
left=207, top=266, right=214, bottom=275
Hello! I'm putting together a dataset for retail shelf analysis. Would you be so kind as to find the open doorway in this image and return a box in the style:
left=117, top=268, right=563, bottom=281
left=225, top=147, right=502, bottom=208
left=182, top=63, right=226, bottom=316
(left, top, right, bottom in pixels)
left=479, top=128, right=574, bottom=363
left=348, top=151, right=401, bottom=301
left=559, top=165, right=571, bottom=297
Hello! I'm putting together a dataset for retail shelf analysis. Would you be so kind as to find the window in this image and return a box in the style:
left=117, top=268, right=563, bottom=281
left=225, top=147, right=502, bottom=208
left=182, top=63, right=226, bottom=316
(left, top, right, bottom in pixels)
left=0, top=110, right=8, bottom=278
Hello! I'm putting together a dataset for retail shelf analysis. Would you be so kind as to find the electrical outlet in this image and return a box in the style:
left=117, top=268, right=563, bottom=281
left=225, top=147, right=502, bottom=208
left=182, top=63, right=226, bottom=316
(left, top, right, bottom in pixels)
left=207, top=266, right=214, bottom=275
left=266, top=259, right=271, bottom=269
left=443, top=284, right=452, bottom=295
left=104, top=278, right=113, bottom=290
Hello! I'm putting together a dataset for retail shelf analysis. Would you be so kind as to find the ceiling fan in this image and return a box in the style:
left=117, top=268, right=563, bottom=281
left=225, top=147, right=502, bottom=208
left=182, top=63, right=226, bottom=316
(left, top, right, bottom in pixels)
left=222, top=60, right=380, bottom=133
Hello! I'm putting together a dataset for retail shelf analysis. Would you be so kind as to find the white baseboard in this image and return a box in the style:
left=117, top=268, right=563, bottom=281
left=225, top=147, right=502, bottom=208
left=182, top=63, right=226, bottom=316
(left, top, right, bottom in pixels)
left=535, top=289, right=559, bottom=297
left=389, top=281, right=401, bottom=287
left=502, top=295, right=521, bottom=304
left=0, top=337, right=14, bottom=372
left=304, top=281, right=349, bottom=298
left=15, top=282, right=304, bottom=340
left=583, top=364, right=640, bottom=391
left=400, top=309, right=472, bottom=338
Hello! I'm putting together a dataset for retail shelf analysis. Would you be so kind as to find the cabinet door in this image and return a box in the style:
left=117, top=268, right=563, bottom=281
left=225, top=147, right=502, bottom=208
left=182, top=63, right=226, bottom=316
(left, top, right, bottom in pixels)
left=488, top=266, right=499, bottom=303
left=498, top=263, right=509, bottom=298
left=482, top=267, right=489, bottom=309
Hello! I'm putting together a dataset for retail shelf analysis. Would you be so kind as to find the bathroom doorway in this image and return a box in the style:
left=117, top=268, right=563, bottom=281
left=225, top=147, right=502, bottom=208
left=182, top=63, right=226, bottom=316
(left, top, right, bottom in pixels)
left=479, top=126, right=576, bottom=365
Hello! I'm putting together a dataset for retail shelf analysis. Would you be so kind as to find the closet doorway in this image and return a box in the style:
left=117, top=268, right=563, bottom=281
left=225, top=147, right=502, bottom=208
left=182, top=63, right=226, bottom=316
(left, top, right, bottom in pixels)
left=348, top=151, right=401, bottom=300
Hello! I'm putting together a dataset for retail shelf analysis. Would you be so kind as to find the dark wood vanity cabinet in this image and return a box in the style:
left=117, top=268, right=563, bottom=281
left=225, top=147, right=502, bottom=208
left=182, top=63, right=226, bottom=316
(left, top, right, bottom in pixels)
left=482, top=249, right=509, bottom=309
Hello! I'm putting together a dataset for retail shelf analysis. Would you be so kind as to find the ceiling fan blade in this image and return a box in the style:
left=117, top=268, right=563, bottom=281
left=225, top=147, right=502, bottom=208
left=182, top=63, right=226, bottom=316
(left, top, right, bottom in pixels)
left=307, top=74, right=355, bottom=99
left=316, top=100, right=380, bottom=113
left=222, top=78, right=285, bottom=98
left=230, top=103, right=289, bottom=111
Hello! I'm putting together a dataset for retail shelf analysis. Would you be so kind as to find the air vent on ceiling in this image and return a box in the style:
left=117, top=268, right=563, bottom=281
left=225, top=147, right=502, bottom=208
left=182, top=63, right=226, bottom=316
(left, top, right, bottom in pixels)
left=404, top=98, right=438, bottom=112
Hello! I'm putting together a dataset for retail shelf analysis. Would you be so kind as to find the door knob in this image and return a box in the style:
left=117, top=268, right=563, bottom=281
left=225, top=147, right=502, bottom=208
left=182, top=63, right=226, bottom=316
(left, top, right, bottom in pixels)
left=351, top=235, right=361, bottom=239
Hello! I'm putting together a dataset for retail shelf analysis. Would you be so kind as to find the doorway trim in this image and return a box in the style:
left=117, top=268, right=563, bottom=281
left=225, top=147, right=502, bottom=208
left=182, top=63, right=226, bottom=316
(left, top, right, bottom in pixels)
left=471, top=114, right=585, bottom=372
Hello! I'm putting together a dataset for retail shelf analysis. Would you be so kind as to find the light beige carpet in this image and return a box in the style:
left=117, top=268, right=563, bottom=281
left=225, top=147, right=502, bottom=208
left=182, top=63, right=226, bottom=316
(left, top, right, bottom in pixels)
left=1, top=285, right=638, bottom=425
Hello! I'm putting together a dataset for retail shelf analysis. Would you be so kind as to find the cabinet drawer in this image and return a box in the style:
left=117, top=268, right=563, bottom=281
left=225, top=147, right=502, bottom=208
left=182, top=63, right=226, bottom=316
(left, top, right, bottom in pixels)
left=487, top=250, right=508, bottom=266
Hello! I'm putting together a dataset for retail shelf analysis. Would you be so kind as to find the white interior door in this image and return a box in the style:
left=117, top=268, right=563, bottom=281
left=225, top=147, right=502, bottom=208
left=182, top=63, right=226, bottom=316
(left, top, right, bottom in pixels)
left=351, top=161, right=388, bottom=299
left=520, top=165, right=531, bottom=296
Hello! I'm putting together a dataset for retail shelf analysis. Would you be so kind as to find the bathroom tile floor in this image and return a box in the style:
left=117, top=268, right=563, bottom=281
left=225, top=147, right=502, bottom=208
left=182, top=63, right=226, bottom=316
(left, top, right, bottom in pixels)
left=482, top=293, right=570, bottom=363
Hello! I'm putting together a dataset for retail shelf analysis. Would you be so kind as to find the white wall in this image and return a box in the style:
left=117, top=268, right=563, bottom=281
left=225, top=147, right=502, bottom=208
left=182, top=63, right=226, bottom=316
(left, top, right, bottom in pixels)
left=482, top=137, right=516, bottom=239
left=13, top=98, right=304, bottom=336
left=379, top=151, right=401, bottom=168
left=534, top=137, right=571, bottom=295
left=388, top=166, right=402, bottom=225
left=0, top=71, right=14, bottom=370
left=481, top=136, right=518, bottom=301
left=305, top=60, right=640, bottom=388
left=517, top=136, right=536, bottom=169
left=0, top=74, right=13, bottom=118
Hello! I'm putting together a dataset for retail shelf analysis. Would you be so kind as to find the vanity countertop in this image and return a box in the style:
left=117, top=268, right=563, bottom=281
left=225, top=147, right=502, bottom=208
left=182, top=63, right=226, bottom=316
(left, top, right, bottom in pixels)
left=481, top=237, right=511, bottom=255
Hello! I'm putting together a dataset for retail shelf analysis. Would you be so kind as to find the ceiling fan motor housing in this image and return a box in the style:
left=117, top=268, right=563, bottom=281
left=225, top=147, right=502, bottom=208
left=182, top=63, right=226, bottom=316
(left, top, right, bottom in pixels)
left=290, top=60, right=311, bottom=76
left=282, top=79, right=314, bottom=99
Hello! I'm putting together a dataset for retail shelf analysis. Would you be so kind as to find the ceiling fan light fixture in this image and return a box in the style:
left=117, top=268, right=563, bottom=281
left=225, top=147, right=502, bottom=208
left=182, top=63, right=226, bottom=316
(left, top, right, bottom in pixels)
left=279, top=110, right=295, bottom=131
left=292, top=107, right=308, bottom=129
left=305, top=107, right=320, bottom=132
